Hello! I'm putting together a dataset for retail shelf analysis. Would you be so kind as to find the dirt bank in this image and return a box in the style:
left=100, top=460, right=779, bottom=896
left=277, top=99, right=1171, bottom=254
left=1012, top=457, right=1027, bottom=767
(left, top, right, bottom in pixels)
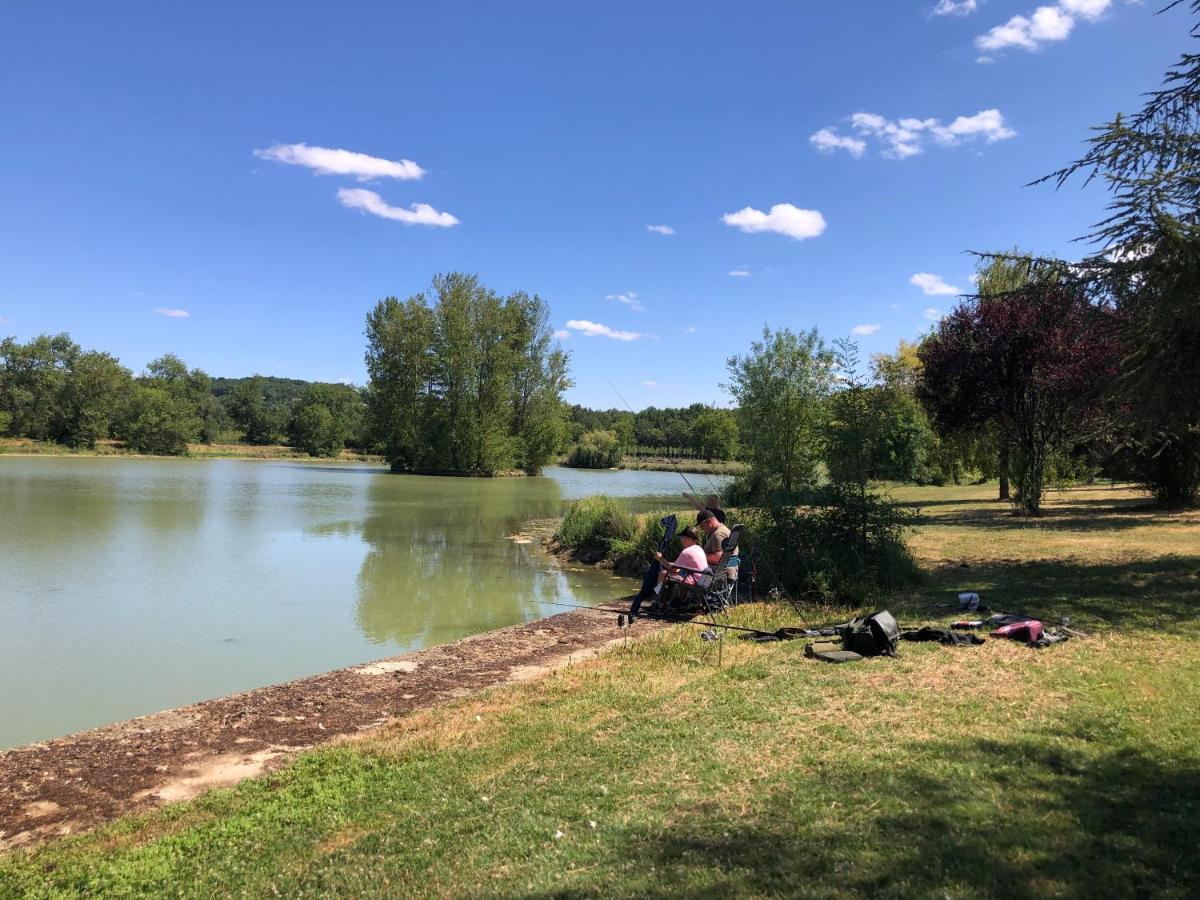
left=0, top=602, right=660, bottom=852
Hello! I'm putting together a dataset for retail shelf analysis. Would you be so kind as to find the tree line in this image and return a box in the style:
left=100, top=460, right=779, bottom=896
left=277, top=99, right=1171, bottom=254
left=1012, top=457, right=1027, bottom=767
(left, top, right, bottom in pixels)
left=564, top=404, right=740, bottom=465
left=0, top=336, right=365, bottom=458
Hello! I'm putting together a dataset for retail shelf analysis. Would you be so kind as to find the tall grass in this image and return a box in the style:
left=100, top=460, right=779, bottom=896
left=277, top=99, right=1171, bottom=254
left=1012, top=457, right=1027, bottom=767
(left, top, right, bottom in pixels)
left=555, top=496, right=637, bottom=552
left=555, top=497, right=684, bottom=574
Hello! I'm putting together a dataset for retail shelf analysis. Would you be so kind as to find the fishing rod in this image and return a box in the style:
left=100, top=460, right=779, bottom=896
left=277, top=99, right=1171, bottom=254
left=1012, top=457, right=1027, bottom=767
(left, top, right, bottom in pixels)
left=538, top=596, right=832, bottom=640
left=606, top=379, right=702, bottom=497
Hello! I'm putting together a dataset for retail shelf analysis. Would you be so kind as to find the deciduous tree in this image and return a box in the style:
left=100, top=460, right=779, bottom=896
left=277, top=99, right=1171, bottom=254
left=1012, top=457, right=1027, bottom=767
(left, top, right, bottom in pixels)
left=726, top=326, right=833, bottom=495
left=919, top=284, right=1119, bottom=514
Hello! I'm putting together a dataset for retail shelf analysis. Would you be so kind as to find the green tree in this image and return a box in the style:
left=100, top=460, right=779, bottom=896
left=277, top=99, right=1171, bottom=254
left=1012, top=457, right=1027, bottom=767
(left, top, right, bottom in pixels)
left=690, top=407, right=738, bottom=460
left=227, top=375, right=287, bottom=445
left=54, top=351, right=133, bottom=448
left=290, top=404, right=340, bottom=457
left=566, top=430, right=623, bottom=468
left=288, top=383, right=362, bottom=457
left=120, top=385, right=200, bottom=455
left=0, top=333, right=80, bottom=439
left=726, top=326, right=833, bottom=495
left=366, top=296, right=437, bottom=468
left=365, top=273, right=570, bottom=475
left=613, top=414, right=636, bottom=454
left=1032, top=2, right=1200, bottom=504
left=143, top=354, right=223, bottom=443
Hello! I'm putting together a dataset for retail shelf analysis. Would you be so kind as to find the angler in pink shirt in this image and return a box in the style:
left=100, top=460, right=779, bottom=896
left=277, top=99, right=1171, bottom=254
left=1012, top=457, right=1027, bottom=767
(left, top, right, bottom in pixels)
left=652, top=526, right=710, bottom=595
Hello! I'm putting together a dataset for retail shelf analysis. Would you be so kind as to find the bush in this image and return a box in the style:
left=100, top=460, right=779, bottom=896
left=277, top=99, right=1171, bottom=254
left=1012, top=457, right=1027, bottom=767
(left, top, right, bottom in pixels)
left=565, top=430, right=623, bottom=468
left=739, top=485, right=921, bottom=604
left=290, top=404, right=342, bottom=458
left=120, top=386, right=200, bottom=456
left=555, top=496, right=637, bottom=553
left=555, top=497, right=691, bottom=575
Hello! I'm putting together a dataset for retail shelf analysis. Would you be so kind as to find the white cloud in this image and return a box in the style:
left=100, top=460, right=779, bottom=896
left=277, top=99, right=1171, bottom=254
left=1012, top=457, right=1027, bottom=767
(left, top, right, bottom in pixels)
left=932, top=0, right=979, bottom=15
left=809, top=128, right=867, bottom=158
left=685, top=326, right=697, bottom=333
left=641, top=380, right=658, bottom=387
left=924, top=307, right=944, bottom=321
left=553, top=329, right=570, bottom=340
left=815, top=109, right=1015, bottom=159
left=254, top=143, right=425, bottom=181
left=337, top=188, right=459, bottom=227
left=722, top=203, right=827, bottom=241
left=976, top=55, right=996, bottom=63
left=935, top=109, right=1017, bottom=143
left=976, top=0, right=1110, bottom=56
left=645, top=224, right=674, bottom=235
left=0, top=315, right=11, bottom=325
left=153, top=307, right=190, bottom=318
left=852, top=323, right=882, bottom=336
left=911, top=272, right=963, bottom=296
left=889, top=303, right=900, bottom=310
left=565, top=320, right=648, bottom=341
left=606, top=291, right=644, bottom=312
left=1061, top=0, right=1111, bottom=18
left=728, top=267, right=753, bottom=278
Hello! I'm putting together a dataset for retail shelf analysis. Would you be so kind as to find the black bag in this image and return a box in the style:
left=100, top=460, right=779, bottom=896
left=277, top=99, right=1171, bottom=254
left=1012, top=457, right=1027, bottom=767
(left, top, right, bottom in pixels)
left=839, top=610, right=901, bottom=657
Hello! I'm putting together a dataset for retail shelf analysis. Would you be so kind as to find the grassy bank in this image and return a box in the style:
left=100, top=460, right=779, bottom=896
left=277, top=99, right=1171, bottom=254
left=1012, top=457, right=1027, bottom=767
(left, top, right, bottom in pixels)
left=618, top=455, right=747, bottom=476
left=0, top=438, right=384, bottom=464
left=3, top=484, right=1199, bottom=896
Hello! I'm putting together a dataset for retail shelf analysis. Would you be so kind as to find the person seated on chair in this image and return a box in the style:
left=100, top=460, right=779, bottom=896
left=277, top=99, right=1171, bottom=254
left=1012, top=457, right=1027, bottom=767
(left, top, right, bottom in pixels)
left=651, top=526, right=709, bottom=598
left=683, top=492, right=726, bottom=524
left=697, top=509, right=738, bottom=580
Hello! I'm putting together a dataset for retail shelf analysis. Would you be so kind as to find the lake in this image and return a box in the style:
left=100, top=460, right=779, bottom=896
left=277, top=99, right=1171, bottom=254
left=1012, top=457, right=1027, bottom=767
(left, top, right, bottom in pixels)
left=0, top=458, right=726, bottom=749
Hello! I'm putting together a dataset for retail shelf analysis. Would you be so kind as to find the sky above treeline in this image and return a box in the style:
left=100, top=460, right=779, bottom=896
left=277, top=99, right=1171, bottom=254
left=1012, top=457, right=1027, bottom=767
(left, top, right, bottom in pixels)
left=0, top=1, right=1188, bottom=409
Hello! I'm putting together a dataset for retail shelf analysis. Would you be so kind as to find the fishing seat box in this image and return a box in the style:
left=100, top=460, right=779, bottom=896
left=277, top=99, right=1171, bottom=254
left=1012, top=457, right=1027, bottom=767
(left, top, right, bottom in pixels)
left=805, top=641, right=863, bottom=664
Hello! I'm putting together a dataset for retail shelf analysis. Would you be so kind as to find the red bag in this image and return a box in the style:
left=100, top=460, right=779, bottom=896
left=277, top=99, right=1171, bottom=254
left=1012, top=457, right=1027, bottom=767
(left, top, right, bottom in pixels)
left=991, top=620, right=1044, bottom=643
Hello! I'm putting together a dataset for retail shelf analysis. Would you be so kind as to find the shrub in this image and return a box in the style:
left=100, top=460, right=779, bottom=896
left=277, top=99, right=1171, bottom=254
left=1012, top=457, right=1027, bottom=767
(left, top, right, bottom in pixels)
left=120, top=386, right=200, bottom=456
left=565, top=430, right=623, bottom=468
left=555, top=496, right=637, bottom=553
left=290, top=404, right=343, bottom=458
left=739, top=486, right=921, bottom=604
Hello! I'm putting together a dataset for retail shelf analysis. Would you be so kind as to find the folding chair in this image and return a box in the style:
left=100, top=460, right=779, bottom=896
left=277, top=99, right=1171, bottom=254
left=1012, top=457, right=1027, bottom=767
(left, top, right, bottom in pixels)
left=664, top=523, right=745, bottom=616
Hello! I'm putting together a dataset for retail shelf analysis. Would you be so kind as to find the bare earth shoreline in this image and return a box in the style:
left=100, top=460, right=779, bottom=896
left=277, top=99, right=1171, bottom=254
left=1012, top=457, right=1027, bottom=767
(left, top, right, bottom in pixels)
left=0, top=603, right=657, bottom=852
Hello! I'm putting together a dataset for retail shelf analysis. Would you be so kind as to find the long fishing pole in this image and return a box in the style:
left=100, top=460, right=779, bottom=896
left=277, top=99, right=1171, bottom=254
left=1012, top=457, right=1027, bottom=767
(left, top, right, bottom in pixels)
left=537, top=597, right=829, bottom=640
left=606, top=379, right=701, bottom=497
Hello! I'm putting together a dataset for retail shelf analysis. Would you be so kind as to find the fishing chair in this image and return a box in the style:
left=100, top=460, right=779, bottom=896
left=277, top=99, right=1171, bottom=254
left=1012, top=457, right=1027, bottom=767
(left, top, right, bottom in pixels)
left=662, top=523, right=745, bottom=615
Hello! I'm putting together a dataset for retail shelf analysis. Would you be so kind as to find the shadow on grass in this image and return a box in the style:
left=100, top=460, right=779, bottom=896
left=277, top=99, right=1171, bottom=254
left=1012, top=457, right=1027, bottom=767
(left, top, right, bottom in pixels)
left=919, top=556, right=1200, bottom=631
left=546, top=735, right=1200, bottom=899
left=907, top=505, right=1180, bottom=533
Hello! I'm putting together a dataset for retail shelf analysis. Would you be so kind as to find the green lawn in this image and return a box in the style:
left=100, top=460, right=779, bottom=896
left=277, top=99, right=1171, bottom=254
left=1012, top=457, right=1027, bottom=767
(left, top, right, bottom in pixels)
left=3, top=483, right=1198, bottom=898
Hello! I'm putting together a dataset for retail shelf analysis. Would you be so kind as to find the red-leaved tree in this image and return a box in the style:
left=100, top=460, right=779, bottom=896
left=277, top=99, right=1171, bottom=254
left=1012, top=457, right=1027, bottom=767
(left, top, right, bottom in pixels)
left=918, top=285, right=1121, bottom=515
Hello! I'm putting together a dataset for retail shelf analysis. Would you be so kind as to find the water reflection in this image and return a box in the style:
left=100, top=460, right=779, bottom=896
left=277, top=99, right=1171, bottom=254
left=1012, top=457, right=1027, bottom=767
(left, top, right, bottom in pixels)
left=0, top=458, right=709, bottom=748
left=353, top=474, right=574, bottom=646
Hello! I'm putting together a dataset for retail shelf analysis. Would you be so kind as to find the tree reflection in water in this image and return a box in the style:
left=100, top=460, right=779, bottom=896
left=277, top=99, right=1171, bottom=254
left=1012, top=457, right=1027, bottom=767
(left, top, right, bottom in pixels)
left=351, top=473, right=621, bottom=648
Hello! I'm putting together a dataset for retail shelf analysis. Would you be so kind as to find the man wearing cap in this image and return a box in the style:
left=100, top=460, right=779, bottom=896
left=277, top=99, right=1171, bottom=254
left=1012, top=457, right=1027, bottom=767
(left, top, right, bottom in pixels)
left=683, top=491, right=726, bottom=525
left=697, top=508, right=737, bottom=580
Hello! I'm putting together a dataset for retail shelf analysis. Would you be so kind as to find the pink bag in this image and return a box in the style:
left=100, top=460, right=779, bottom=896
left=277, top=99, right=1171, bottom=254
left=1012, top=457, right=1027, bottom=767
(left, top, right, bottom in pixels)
left=991, top=620, right=1044, bottom=643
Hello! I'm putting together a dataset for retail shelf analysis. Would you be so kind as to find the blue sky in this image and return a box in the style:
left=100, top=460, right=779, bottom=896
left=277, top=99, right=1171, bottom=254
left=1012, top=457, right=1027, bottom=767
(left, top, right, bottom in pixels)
left=0, top=1, right=1187, bottom=408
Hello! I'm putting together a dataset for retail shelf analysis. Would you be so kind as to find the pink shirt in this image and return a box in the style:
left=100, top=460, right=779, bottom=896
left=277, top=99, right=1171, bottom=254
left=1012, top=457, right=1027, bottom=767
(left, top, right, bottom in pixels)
left=670, top=544, right=709, bottom=584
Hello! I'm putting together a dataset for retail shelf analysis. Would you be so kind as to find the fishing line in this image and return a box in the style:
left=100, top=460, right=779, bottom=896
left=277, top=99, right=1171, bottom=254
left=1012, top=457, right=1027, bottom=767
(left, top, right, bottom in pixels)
left=606, top=379, right=699, bottom=497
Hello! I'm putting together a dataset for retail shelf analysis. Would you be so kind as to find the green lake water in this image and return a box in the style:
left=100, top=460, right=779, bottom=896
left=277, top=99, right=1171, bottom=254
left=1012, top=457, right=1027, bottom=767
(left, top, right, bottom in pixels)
left=0, top=458, right=726, bottom=749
